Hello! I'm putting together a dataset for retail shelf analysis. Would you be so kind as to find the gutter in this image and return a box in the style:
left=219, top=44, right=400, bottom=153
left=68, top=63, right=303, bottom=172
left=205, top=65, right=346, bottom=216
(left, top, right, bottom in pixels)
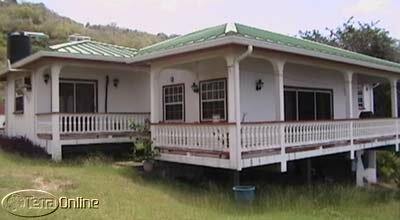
left=128, top=36, right=400, bottom=74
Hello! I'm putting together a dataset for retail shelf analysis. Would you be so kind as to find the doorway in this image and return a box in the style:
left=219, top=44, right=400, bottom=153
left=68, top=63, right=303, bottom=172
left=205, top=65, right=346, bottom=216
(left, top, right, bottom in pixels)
left=60, top=79, right=97, bottom=113
left=284, top=87, right=333, bottom=121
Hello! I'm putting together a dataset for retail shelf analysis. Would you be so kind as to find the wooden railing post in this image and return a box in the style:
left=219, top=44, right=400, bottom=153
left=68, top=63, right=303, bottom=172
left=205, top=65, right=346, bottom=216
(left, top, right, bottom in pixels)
left=280, top=123, right=287, bottom=172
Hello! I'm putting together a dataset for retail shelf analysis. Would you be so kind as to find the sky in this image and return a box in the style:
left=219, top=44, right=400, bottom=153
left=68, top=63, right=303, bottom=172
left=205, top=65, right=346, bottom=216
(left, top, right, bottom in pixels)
left=25, top=0, right=400, bottom=39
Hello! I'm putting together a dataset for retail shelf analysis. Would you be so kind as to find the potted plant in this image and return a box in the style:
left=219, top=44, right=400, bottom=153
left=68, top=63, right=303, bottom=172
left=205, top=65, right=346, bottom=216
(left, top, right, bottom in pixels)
left=129, top=121, right=158, bottom=172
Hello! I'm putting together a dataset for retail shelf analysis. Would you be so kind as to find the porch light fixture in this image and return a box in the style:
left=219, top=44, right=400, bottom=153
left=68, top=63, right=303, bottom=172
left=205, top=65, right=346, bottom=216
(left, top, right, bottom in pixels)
left=256, top=79, right=264, bottom=91
left=191, top=82, right=199, bottom=93
left=113, top=78, right=119, bottom=87
left=43, top=73, right=50, bottom=84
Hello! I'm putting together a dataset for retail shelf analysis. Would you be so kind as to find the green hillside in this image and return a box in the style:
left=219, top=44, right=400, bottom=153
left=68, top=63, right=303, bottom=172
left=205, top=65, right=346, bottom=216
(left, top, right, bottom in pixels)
left=0, top=1, right=168, bottom=68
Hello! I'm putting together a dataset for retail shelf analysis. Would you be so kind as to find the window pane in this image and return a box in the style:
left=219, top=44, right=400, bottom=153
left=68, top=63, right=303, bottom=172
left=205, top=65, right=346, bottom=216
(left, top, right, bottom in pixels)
left=200, top=80, right=227, bottom=121
left=163, top=85, right=184, bottom=121
left=76, top=83, right=95, bottom=113
left=165, top=104, right=183, bottom=121
left=202, top=101, right=225, bottom=120
left=15, top=96, right=24, bottom=112
left=60, top=83, right=75, bottom=113
left=298, top=91, right=315, bottom=120
left=316, top=92, right=332, bottom=120
left=284, top=91, right=297, bottom=121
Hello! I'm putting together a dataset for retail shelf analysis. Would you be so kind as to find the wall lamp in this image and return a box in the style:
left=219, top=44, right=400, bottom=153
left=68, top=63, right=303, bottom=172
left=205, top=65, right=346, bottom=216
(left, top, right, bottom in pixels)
left=191, top=82, right=199, bottom=93
left=43, top=73, right=50, bottom=84
left=113, top=78, right=119, bottom=87
left=256, top=79, right=264, bottom=91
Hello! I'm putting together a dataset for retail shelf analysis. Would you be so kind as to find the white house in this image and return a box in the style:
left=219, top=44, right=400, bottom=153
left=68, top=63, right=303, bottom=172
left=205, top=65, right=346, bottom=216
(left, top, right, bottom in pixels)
left=2, top=23, right=400, bottom=186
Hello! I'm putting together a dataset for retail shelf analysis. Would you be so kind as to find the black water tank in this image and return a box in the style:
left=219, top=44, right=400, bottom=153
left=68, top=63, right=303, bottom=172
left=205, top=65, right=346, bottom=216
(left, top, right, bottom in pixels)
left=7, top=32, right=31, bottom=64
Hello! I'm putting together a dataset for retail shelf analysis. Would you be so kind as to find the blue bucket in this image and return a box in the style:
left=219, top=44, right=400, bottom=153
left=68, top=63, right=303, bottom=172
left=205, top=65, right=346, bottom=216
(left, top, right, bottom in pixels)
left=232, top=185, right=256, bottom=204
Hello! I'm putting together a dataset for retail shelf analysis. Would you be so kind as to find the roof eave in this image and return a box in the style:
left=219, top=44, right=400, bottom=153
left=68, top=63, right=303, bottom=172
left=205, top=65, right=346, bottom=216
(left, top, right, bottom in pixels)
left=129, top=35, right=400, bottom=74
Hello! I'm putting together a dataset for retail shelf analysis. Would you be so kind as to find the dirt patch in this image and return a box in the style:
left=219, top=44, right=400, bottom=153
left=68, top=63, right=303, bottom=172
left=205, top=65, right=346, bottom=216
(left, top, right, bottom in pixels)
left=33, top=177, right=76, bottom=192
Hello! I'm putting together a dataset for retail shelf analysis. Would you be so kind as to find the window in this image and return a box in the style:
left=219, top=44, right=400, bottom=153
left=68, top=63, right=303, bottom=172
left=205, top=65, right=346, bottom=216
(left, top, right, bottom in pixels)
left=200, top=79, right=227, bottom=121
left=357, top=84, right=365, bottom=110
left=284, top=87, right=333, bottom=121
left=14, top=78, right=24, bottom=113
left=163, top=84, right=184, bottom=121
left=60, top=80, right=97, bottom=113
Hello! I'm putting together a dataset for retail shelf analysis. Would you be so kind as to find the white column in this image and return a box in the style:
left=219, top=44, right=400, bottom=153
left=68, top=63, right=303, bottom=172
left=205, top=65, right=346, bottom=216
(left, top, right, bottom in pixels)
left=356, top=150, right=377, bottom=187
left=271, top=60, right=285, bottom=121
left=226, top=55, right=241, bottom=170
left=150, top=67, right=161, bottom=123
left=343, top=71, right=354, bottom=118
left=343, top=71, right=355, bottom=159
left=390, top=78, right=399, bottom=152
left=4, top=77, right=9, bottom=135
left=390, top=78, right=398, bottom=118
left=51, top=64, right=61, bottom=161
left=271, top=59, right=286, bottom=172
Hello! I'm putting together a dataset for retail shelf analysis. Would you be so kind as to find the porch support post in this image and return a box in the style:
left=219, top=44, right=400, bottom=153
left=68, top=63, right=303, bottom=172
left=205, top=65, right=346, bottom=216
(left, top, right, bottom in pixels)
left=51, top=64, right=62, bottom=161
left=226, top=55, right=241, bottom=171
left=271, top=59, right=286, bottom=172
left=390, top=78, right=399, bottom=152
left=355, top=150, right=377, bottom=187
left=343, top=71, right=355, bottom=159
left=390, top=78, right=398, bottom=118
left=343, top=71, right=354, bottom=118
left=150, top=67, right=162, bottom=123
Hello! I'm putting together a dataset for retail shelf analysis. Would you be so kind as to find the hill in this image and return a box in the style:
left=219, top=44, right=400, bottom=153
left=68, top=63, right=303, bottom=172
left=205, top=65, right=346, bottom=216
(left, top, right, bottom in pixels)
left=0, top=1, right=168, bottom=68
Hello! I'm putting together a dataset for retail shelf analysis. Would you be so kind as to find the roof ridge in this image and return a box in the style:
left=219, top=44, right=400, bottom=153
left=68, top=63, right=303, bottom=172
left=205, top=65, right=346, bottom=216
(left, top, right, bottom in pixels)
left=225, top=23, right=237, bottom=34
left=138, top=24, right=227, bottom=52
left=89, top=40, right=137, bottom=51
left=49, top=40, right=89, bottom=50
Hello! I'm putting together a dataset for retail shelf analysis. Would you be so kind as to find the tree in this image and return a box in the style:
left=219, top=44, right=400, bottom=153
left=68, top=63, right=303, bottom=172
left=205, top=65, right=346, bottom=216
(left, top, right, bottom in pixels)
left=299, top=17, right=400, bottom=117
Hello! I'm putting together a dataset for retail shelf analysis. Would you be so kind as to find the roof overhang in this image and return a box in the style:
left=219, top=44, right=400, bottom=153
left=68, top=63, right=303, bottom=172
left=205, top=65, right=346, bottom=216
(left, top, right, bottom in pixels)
left=0, top=51, right=134, bottom=79
left=128, top=35, right=400, bottom=74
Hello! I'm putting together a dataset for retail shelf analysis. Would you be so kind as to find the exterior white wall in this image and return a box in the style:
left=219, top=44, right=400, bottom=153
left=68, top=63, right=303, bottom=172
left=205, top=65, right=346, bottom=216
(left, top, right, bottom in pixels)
left=5, top=71, right=36, bottom=139
left=35, top=65, right=150, bottom=114
left=239, top=58, right=276, bottom=122
left=157, top=58, right=227, bottom=122
left=156, top=57, right=382, bottom=123
left=5, top=63, right=150, bottom=151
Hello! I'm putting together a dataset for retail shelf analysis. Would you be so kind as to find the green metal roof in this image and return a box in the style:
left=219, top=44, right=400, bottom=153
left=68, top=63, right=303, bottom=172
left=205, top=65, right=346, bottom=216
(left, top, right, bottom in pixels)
left=48, top=23, right=400, bottom=71
left=137, top=23, right=400, bottom=70
left=50, top=40, right=137, bottom=58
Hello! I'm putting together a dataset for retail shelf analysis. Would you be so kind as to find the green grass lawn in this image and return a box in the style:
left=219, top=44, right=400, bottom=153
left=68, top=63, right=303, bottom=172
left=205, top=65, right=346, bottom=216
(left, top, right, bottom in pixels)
left=0, top=150, right=399, bottom=220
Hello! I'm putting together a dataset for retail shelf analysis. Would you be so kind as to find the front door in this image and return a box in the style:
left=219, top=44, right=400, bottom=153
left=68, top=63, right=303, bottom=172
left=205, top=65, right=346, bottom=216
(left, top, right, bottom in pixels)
left=284, top=87, right=333, bottom=121
left=60, top=80, right=97, bottom=113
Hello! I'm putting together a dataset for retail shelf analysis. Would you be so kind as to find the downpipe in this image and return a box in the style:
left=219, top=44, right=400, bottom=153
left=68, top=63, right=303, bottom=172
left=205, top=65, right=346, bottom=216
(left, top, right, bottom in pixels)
left=233, top=45, right=253, bottom=171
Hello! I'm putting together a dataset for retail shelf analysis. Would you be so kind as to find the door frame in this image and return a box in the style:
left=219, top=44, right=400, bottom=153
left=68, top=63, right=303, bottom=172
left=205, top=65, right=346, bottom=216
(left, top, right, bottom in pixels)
left=59, top=78, right=98, bottom=113
left=284, top=86, right=334, bottom=121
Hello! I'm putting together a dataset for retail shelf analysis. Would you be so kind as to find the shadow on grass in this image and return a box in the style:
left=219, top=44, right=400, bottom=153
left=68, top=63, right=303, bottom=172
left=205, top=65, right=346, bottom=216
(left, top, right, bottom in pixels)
left=116, top=163, right=400, bottom=217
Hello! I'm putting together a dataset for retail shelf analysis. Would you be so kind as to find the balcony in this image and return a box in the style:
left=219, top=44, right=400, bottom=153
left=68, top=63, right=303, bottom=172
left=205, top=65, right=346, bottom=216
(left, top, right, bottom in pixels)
left=151, top=118, right=400, bottom=169
left=36, top=112, right=150, bottom=141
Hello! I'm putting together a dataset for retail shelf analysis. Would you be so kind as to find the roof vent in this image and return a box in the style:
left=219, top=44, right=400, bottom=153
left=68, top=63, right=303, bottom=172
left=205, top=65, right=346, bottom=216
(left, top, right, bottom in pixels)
left=68, top=34, right=91, bottom=42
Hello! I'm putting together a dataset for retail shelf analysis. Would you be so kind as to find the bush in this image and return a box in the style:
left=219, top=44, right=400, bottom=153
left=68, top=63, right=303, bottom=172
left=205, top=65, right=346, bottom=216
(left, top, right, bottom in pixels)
left=377, top=151, right=400, bottom=188
left=0, top=136, right=50, bottom=159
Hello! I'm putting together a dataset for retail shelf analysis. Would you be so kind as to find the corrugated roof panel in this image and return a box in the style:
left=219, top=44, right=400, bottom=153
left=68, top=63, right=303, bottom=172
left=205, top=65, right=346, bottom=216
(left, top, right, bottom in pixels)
left=48, top=23, right=400, bottom=71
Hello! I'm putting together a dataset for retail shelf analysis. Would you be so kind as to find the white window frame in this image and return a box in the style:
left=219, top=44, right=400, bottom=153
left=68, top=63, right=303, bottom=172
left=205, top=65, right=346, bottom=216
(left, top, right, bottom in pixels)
left=200, top=78, right=227, bottom=122
left=163, top=84, right=185, bottom=122
left=14, top=78, right=24, bottom=113
left=357, top=84, right=365, bottom=110
left=284, top=87, right=333, bottom=121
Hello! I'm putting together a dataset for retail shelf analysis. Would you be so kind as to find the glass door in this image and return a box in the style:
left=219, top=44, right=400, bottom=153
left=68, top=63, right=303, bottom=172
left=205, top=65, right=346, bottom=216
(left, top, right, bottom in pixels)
left=284, top=87, right=332, bottom=121
left=60, top=80, right=97, bottom=113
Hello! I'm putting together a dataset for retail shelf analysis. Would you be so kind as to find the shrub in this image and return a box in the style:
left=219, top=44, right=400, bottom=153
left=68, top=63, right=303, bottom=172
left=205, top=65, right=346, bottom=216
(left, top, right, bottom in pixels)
left=0, top=135, right=50, bottom=159
left=377, top=151, right=400, bottom=188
